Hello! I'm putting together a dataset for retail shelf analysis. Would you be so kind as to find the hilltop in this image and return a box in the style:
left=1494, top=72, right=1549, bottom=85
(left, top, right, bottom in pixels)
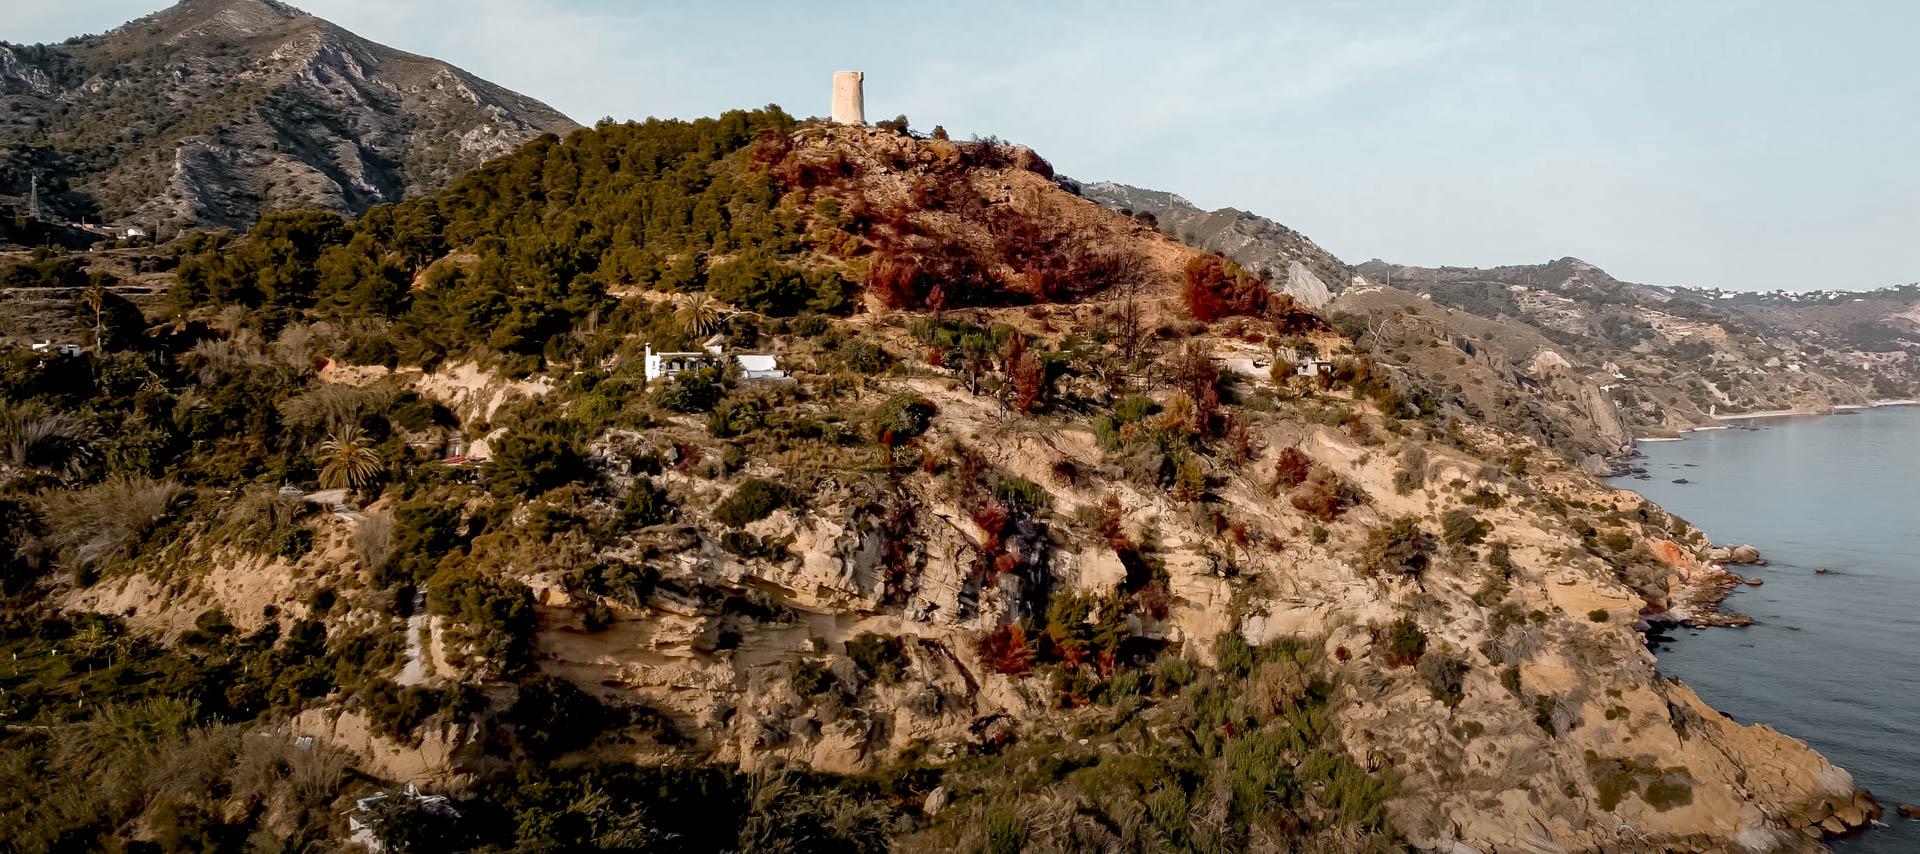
left=0, top=0, right=579, bottom=235
left=0, top=113, right=1882, bottom=852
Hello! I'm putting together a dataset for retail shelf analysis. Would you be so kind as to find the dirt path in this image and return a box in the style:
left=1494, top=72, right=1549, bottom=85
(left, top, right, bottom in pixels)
left=397, top=590, right=429, bottom=686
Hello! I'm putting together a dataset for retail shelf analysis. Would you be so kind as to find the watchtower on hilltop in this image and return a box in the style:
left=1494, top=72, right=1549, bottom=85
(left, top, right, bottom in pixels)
left=832, top=71, right=865, bottom=125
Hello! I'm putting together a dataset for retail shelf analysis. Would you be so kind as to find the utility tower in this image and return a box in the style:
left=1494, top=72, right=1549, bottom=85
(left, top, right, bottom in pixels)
left=27, top=174, right=41, bottom=220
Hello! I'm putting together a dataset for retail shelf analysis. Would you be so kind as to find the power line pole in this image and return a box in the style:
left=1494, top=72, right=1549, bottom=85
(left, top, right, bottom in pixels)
left=27, top=174, right=41, bottom=220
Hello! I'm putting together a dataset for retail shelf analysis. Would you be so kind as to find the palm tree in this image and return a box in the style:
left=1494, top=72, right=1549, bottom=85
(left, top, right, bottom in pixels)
left=80, top=284, right=106, bottom=354
left=317, top=425, right=384, bottom=491
left=675, top=293, right=722, bottom=337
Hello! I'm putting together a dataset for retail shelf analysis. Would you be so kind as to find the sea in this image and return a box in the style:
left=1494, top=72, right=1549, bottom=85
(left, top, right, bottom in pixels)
left=1611, top=404, right=1919, bottom=853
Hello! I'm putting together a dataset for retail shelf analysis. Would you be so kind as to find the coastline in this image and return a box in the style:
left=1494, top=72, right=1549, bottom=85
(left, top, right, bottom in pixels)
left=1706, top=398, right=1919, bottom=424
left=1617, top=409, right=1920, bottom=851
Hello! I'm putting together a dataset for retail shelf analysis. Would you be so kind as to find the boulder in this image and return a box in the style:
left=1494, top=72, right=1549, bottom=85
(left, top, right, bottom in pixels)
left=1815, top=567, right=1828, bottom=574
left=1899, top=803, right=1920, bottom=820
left=1746, top=577, right=1765, bottom=586
left=924, top=786, right=951, bottom=815
left=1730, top=545, right=1762, bottom=564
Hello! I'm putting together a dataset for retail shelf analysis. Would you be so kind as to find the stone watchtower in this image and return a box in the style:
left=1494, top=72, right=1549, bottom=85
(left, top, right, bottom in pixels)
left=832, top=71, right=865, bottom=125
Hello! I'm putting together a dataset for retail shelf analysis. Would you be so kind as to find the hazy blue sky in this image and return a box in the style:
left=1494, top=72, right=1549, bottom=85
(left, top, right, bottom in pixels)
left=9, top=1, right=1917, bottom=292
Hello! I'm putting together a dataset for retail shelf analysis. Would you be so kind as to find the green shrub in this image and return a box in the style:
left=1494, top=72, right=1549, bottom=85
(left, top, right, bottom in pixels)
left=506, top=675, right=614, bottom=758
left=844, top=632, right=908, bottom=683
left=1214, top=632, right=1256, bottom=679
left=983, top=805, right=1027, bottom=854
left=1500, top=665, right=1522, bottom=696
left=1463, top=488, right=1504, bottom=508
left=1416, top=650, right=1468, bottom=708
left=656, top=366, right=723, bottom=412
left=707, top=397, right=767, bottom=438
left=270, top=526, right=313, bottom=561
left=843, top=341, right=890, bottom=374
left=1601, top=530, right=1634, bottom=552
left=987, top=471, right=1051, bottom=515
left=1487, top=541, right=1513, bottom=573
left=871, top=394, right=935, bottom=447
left=1442, top=508, right=1491, bottom=546
left=714, top=479, right=799, bottom=527
left=485, top=426, right=585, bottom=499
left=1588, top=608, right=1610, bottom=623
left=1112, top=394, right=1156, bottom=423
left=622, top=479, right=674, bottom=527
left=719, top=531, right=789, bottom=562
left=1364, top=518, right=1435, bottom=577
left=1385, top=618, right=1426, bottom=666
left=382, top=502, right=463, bottom=584
left=789, top=658, right=836, bottom=697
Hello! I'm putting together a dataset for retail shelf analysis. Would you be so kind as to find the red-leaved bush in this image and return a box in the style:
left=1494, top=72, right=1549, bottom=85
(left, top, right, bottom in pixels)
left=1183, top=254, right=1270, bottom=322
left=977, top=624, right=1036, bottom=674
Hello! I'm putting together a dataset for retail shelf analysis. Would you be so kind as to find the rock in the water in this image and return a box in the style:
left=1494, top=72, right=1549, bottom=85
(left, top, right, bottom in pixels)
left=1899, top=803, right=1920, bottom=820
left=1746, top=577, right=1764, bottom=586
left=1815, top=567, right=1828, bottom=574
left=1730, top=545, right=1762, bottom=564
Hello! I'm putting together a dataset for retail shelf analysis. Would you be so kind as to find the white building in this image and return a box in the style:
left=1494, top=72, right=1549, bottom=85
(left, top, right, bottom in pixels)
left=734, top=354, right=787, bottom=380
left=645, top=342, right=787, bottom=382
left=644, top=344, right=716, bottom=382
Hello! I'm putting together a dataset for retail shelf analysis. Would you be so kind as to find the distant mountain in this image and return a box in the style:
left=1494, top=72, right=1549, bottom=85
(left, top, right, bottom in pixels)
left=1350, top=257, right=1920, bottom=434
left=1071, top=180, right=1353, bottom=308
left=0, top=0, right=580, bottom=235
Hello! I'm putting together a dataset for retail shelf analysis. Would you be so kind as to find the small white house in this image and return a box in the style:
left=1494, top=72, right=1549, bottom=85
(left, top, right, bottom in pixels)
left=123, top=227, right=147, bottom=239
left=644, top=344, right=715, bottom=383
left=734, top=354, right=787, bottom=380
left=1295, top=358, right=1334, bottom=377
left=29, top=340, right=82, bottom=358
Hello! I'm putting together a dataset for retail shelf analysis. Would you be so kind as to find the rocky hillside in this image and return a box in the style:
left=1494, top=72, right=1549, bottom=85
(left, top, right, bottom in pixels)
left=1353, top=258, right=1920, bottom=434
left=1073, top=180, right=1355, bottom=309
left=0, top=0, right=579, bottom=235
left=0, top=115, right=1885, bottom=852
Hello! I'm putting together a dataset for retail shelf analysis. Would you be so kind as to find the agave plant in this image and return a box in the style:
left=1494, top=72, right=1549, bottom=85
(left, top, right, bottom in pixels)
left=316, top=425, right=384, bottom=491
left=675, top=293, right=722, bottom=337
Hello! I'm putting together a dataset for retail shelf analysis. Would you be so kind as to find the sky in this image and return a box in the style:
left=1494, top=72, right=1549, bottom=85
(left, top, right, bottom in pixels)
left=7, top=0, right=1918, bottom=292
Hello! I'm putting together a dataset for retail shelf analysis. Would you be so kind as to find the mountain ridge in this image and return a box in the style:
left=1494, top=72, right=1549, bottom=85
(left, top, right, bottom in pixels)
left=0, top=0, right=581, bottom=235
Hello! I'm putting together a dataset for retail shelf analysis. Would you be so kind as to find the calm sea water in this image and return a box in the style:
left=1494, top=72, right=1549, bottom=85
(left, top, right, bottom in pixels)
left=1613, top=405, right=1920, bottom=852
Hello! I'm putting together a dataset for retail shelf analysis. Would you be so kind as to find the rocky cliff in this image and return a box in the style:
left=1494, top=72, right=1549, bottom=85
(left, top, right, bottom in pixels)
left=31, top=122, right=1884, bottom=852
left=0, top=0, right=579, bottom=234
left=1073, top=180, right=1355, bottom=309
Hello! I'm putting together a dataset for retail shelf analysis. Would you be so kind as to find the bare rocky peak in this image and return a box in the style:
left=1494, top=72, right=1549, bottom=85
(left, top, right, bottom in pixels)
left=128, top=0, right=312, bottom=42
left=0, top=0, right=581, bottom=234
left=1074, top=179, right=1354, bottom=309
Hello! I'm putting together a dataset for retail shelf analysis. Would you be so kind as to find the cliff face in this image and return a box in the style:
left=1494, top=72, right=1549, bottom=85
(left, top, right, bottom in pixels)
left=0, top=0, right=580, bottom=233
left=1073, top=180, right=1355, bottom=309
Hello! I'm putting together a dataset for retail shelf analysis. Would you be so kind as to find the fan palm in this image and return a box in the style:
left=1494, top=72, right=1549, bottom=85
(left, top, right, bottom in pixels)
left=80, top=284, right=106, bottom=354
left=675, top=293, right=722, bottom=337
left=317, top=425, right=384, bottom=491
